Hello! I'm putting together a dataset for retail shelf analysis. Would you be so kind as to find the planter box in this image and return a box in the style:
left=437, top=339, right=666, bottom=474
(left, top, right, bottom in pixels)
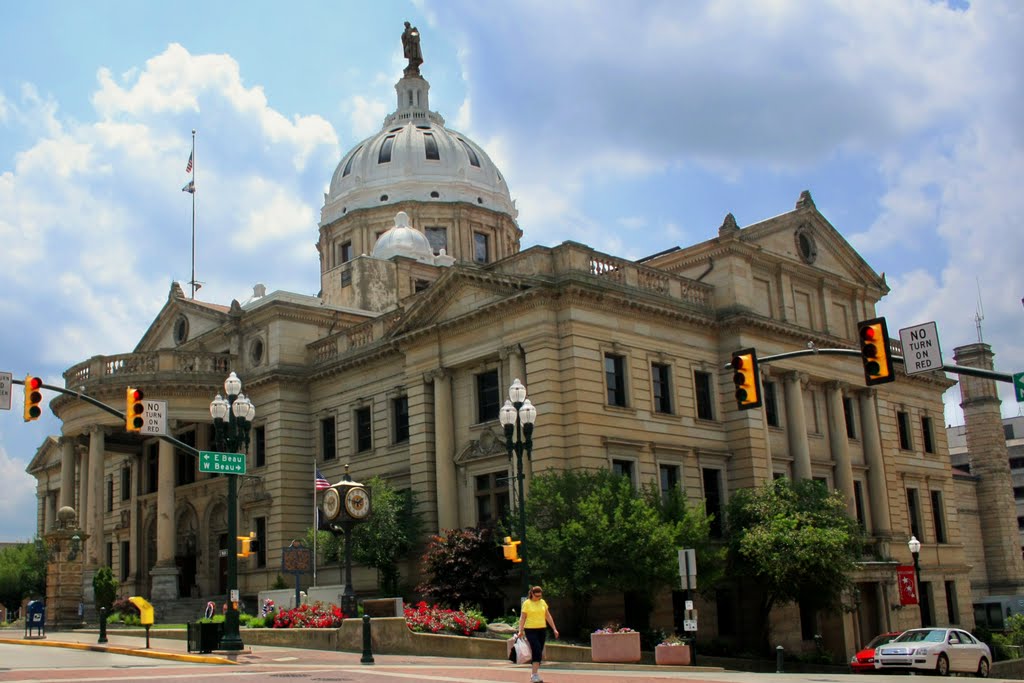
left=590, top=631, right=641, bottom=663
left=655, top=644, right=691, bottom=666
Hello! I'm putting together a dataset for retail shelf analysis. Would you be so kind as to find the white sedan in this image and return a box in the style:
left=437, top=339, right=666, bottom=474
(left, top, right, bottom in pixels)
left=874, top=627, right=991, bottom=677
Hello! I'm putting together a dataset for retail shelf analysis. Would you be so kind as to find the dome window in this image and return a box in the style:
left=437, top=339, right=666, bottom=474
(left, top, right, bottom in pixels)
left=477, top=197, right=484, bottom=204
left=378, top=135, right=396, bottom=164
left=389, top=127, right=403, bottom=133
left=458, top=138, right=480, bottom=168
left=423, top=132, right=439, bottom=160
left=430, top=191, right=440, bottom=198
left=342, top=145, right=362, bottom=177
left=380, top=194, right=389, bottom=202
left=416, top=124, right=431, bottom=130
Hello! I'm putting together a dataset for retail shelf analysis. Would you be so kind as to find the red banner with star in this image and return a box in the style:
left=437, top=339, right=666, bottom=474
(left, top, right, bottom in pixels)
left=897, top=565, right=918, bottom=605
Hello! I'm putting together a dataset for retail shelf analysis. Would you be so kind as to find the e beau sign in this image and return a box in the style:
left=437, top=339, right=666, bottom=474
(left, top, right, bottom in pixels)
left=899, top=322, right=943, bottom=376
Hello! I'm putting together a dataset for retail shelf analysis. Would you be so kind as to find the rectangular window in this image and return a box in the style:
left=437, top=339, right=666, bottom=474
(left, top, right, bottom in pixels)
left=843, top=396, right=857, bottom=439
left=612, top=459, right=635, bottom=485
left=356, top=407, right=372, bottom=453
left=423, top=132, right=440, bottom=160
left=254, top=426, right=266, bottom=468
left=715, top=589, right=736, bottom=637
left=907, top=488, right=922, bottom=540
left=921, top=416, right=935, bottom=454
left=321, top=417, right=336, bottom=461
left=1015, top=486, right=1024, bottom=500
left=426, top=227, right=448, bottom=255
left=799, top=601, right=817, bottom=641
left=120, top=540, right=130, bottom=581
left=764, top=381, right=779, bottom=427
left=651, top=362, right=673, bottom=414
left=473, top=232, right=489, bottom=264
left=106, top=542, right=113, bottom=569
left=340, top=241, right=353, bottom=264
left=340, top=269, right=351, bottom=287
left=945, top=581, right=959, bottom=624
left=106, top=477, right=114, bottom=512
left=476, top=370, right=500, bottom=422
left=703, top=467, right=723, bottom=538
left=659, top=464, right=680, bottom=496
left=121, top=466, right=131, bottom=501
left=176, top=430, right=196, bottom=486
left=255, top=516, right=267, bottom=568
left=897, top=410, right=912, bottom=450
left=474, top=472, right=510, bottom=526
left=853, top=480, right=866, bottom=528
left=921, top=581, right=933, bottom=627
left=930, top=490, right=947, bottom=543
left=393, top=396, right=410, bottom=444
left=695, top=371, right=714, bottom=421
left=605, top=354, right=627, bottom=407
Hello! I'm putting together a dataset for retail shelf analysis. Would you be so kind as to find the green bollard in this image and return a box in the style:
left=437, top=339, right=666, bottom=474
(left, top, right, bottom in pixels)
left=360, top=614, right=374, bottom=664
left=98, top=607, right=108, bottom=644
left=776, top=644, right=784, bottom=673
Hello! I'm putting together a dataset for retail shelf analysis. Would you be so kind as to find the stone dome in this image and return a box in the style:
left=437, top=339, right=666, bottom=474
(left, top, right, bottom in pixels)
left=321, top=74, right=517, bottom=227
left=372, top=211, right=434, bottom=263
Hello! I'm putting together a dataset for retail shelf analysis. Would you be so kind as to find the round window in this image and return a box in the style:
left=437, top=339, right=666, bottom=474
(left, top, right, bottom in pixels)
left=249, top=338, right=265, bottom=366
left=173, top=317, right=189, bottom=345
left=795, top=227, right=817, bottom=264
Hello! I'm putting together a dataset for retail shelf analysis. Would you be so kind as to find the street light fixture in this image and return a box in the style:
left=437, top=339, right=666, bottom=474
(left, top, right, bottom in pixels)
left=908, top=535, right=925, bottom=628
left=499, top=378, right=536, bottom=599
left=209, top=371, right=255, bottom=651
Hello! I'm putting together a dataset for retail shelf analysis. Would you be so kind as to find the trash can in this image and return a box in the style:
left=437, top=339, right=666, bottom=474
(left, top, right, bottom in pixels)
left=187, top=621, right=222, bottom=653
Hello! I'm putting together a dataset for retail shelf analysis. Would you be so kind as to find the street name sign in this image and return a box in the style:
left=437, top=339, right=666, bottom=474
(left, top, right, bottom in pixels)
left=899, top=322, right=942, bottom=375
left=199, top=450, right=247, bottom=474
left=1015, top=372, right=1024, bottom=403
left=0, top=372, right=11, bottom=411
left=139, top=400, right=167, bottom=436
left=678, top=548, right=697, bottom=590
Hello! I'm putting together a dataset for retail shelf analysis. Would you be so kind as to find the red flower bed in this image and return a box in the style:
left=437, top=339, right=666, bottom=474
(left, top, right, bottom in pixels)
left=272, top=602, right=345, bottom=628
left=404, top=601, right=483, bottom=636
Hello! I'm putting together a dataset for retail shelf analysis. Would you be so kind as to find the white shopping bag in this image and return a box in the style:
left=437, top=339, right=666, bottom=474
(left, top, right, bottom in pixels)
left=507, top=634, right=533, bottom=664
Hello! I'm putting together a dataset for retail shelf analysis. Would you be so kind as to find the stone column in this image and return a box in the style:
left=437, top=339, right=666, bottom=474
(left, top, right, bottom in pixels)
left=150, top=439, right=179, bottom=600
left=955, top=343, right=1024, bottom=592
left=44, top=493, right=56, bottom=533
left=87, top=428, right=105, bottom=567
left=77, top=448, right=89, bottom=538
left=826, top=381, right=856, bottom=517
left=60, top=438, right=76, bottom=509
left=127, top=459, right=139, bottom=588
left=432, top=370, right=458, bottom=531
left=859, top=389, right=892, bottom=539
left=783, top=372, right=812, bottom=480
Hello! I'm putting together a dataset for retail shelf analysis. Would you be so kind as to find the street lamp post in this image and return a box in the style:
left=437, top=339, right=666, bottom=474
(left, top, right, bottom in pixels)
left=908, top=535, right=925, bottom=628
left=499, top=378, right=537, bottom=599
left=209, top=371, right=255, bottom=651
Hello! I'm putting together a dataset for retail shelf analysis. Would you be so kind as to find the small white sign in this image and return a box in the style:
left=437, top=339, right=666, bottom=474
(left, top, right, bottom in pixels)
left=139, top=400, right=167, bottom=436
left=0, top=372, right=11, bottom=411
left=230, top=589, right=239, bottom=602
left=685, top=600, right=694, bottom=611
left=899, top=321, right=943, bottom=375
left=684, top=619, right=698, bottom=632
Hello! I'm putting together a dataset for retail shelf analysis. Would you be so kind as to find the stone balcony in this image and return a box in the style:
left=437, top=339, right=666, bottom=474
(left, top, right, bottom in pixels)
left=63, top=350, right=235, bottom=392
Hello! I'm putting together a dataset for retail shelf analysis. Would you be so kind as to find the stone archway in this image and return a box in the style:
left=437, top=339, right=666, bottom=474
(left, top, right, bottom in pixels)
left=175, top=504, right=200, bottom=598
left=205, top=499, right=228, bottom=597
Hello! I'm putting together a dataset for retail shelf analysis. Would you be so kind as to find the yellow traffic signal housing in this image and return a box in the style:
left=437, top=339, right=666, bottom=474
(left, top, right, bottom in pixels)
left=237, top=534, right=253, bottom=558
left=23, top=376, right=43, bottom=422
left=502, top=536, right=522, bottom=563
left=730, top=349, right=762, bottom=410
left=126, top=387, right=145, bottom=432
left=858, top=317, right=895, bottom=386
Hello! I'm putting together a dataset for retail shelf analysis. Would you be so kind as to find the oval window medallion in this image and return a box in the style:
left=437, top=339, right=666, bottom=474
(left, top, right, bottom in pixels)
left=795, top=226, right=817, bottom=264
left=173, top=316, right=189, bottom=345
left=249, top=338, right=265, bottom=366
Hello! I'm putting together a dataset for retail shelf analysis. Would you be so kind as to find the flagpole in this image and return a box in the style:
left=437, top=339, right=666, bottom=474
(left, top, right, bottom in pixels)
left=313, top=461, right=318, bottom=587
left=189, top=129, right=197, bottom=299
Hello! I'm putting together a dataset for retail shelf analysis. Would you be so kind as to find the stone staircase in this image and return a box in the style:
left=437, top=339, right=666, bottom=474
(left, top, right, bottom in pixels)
left=149, top=598, right=218, bottom=625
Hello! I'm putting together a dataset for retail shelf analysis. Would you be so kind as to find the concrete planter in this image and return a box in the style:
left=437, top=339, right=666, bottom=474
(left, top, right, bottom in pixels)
left=655, top=643, right=691, bottom=665
left=590, top=631, right=641, bottom=663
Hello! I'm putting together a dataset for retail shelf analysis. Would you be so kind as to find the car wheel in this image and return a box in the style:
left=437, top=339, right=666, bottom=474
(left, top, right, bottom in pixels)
left=936, top=653, right=950, bottom=676
left=976, top=657, right=990, bottom=678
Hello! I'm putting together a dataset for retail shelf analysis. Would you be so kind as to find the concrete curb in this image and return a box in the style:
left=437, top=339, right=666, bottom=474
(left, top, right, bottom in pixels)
left=0, top=637, right=237, bottom=665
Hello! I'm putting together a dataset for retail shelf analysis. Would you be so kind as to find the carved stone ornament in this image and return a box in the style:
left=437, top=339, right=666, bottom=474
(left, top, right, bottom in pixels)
left=454, top=427, right=508, bottom=464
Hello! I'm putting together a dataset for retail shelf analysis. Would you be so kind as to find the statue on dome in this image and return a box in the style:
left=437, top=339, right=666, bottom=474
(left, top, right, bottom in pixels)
left=402, top=21, right=423, bottom=76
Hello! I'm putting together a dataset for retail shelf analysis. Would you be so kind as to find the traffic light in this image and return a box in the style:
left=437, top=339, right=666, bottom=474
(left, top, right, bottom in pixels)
left=502, top=536, right=522, bottom=563
left=23, top=376, right=43, bottom=422
left=730, top=348, right=762, bottom=409
left=237, top=534, right=253, bottom=558
left=858, top=317, right=895, bottom=386
left=126, top=387, right=145, bottom=432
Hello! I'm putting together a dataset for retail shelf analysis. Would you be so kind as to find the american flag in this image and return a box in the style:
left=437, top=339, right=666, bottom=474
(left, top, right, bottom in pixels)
left=315, top=468, right=331, bottom=491
left=185, top=151, right=193, bottom=173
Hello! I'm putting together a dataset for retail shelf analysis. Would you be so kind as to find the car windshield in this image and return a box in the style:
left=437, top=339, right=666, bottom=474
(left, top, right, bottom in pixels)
left=895, top=629, right=946, bottom=643
left=867, top=633, right=900, bottom=649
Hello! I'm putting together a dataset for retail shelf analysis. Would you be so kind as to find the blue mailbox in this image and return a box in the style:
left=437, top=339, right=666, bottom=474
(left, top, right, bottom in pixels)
left=25, top=600, right=45, bottom=638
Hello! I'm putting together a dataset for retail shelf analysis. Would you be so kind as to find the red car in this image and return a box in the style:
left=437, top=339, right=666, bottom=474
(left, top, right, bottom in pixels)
left=850, top=632, right=902, bottom=673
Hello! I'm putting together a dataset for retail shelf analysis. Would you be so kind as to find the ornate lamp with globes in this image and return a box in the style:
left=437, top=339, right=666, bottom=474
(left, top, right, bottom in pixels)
left=319, top=465, right=372, bottom=618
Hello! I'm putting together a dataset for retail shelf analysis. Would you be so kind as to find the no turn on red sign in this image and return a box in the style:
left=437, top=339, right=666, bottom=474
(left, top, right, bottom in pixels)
left=899, top=322, right=943, bottom=375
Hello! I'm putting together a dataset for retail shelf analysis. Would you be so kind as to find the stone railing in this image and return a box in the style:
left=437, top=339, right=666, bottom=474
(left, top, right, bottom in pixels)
left=64, top=350, right=234, bottom=387
left=309, top=311, right=403, bottom=366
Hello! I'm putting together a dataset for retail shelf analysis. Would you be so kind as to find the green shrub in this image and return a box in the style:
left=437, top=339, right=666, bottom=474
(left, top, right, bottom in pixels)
left=92, top=567, right=118, bottom=612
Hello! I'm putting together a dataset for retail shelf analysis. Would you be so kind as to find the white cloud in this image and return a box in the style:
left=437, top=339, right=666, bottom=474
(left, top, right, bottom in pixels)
left=0, top=443, right=37, bottom=541
left=346, top=95, right=387, bottom=139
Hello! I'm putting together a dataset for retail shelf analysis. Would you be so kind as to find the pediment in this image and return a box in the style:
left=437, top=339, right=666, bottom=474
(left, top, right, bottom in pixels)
left=134, top=282, right=234, bottom=352
left=26, top=435, right=60, bottom=475
left=454, top=426, right=508, bottom=465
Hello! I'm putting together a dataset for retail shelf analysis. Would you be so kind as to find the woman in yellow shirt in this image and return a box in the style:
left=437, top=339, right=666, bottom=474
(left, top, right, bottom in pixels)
left=517, top=585, right=559, bottom=683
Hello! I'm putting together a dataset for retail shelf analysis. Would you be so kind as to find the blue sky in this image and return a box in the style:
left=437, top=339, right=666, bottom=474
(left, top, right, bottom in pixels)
left=1, top=0, right=1022, bottom=541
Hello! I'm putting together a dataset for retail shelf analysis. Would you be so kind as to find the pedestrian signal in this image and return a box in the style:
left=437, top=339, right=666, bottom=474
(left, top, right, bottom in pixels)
left=126, top=387, right=145, bottom=432
left=730, top=349, right=762, bottom=409
left=858, top=317, right=895, bottom=386
left=502, top=536, right=522, bottom=563
left=23, top=376, right=43, bottom=422
left=237, top=533, right=255, bottom=558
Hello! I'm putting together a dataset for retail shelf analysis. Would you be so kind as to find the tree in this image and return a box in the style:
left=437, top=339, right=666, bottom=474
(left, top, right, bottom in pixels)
left=416, top=527, right=510, bottom=610
left=92, top=566, right=118, bottom=612
left=525, top=469, right=713, bottom=633
left=351, top=477, right=422, bottom=596
left=725, top=477, right=865, bottom=652
left=0, top=539, right=47, bottom=612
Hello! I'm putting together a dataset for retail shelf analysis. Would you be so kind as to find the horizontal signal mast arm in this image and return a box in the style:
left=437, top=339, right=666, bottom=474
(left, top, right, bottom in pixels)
left=723, top=348, right=1014, bottom=383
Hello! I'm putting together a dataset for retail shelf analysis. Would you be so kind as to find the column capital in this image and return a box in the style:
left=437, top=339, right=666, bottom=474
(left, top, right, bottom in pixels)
left=88, top=425, right=113, bottom=438
left=784, top=370, right=810, bottom=387
left=858, top=387, right=877, bottom=400
left=424, top=367, right=450, bottom=384
left=499, top=344, right=523, bottom=361
left=825, top=380, right=847, bottom=394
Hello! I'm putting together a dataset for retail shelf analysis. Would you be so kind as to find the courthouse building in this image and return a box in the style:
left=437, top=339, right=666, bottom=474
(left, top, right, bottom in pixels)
left=25, top=27, right=1024, bottom=656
